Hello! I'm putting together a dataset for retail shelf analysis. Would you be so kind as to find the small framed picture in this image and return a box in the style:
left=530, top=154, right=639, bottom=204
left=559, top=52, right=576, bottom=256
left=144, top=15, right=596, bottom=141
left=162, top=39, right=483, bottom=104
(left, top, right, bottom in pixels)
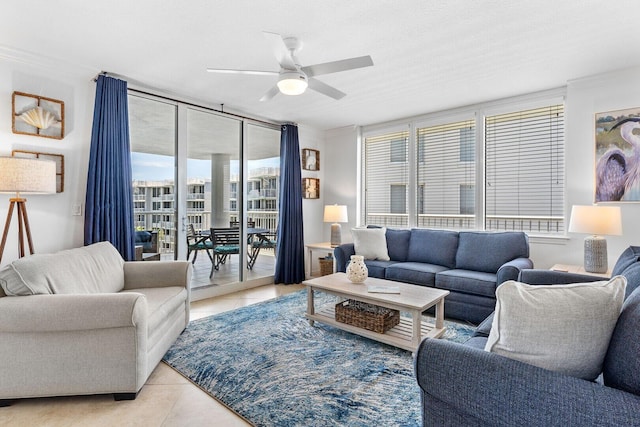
left=302, top=148, right=320, bottom=171
left=12, top=91, right=65, bottom=140
left=302, top=177, right=320, bottom=199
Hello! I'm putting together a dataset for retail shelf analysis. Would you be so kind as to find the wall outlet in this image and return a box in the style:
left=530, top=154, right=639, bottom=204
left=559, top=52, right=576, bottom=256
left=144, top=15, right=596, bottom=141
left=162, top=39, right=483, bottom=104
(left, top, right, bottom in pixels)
left=72, top=204, right=82, bottom=216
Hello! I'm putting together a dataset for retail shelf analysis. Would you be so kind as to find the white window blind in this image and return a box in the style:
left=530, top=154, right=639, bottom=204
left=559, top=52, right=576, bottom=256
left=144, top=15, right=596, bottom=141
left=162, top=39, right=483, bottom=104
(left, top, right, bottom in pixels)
left=485, top=104, right=565, bottom=234
left=363, top=130, right=409, bottom=227
left=416, top=119, right=476, bottom=229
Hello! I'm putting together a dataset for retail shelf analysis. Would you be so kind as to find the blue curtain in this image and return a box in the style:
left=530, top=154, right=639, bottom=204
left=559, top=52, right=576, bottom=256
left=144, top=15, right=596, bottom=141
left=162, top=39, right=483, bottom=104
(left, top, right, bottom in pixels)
left=84, top=75, right=135, bottom=261
left=274, top=125, right=305, bottom=284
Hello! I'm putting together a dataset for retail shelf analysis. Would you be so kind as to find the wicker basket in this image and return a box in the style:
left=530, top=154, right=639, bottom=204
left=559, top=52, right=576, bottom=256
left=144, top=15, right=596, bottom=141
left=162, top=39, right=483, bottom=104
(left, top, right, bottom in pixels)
left=335, top=299, right=400, bottom=334
left=318, top=258, right=334, bottom=276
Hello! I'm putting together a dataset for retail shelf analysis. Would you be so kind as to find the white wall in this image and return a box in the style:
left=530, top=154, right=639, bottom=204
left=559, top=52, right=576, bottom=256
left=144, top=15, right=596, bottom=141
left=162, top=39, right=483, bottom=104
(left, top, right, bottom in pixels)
left=323, top=126, right=359, bottom=243
left=322, top=65, right=640, bottom=271
left=0, top=57, right=94, bottom=266
left=298, top=124, right=325, bottom=246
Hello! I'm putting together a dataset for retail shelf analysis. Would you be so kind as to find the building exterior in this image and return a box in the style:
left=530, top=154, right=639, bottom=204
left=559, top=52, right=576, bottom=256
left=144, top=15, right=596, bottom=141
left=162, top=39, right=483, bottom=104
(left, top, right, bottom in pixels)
left=133, top=168, right=279, bottom=254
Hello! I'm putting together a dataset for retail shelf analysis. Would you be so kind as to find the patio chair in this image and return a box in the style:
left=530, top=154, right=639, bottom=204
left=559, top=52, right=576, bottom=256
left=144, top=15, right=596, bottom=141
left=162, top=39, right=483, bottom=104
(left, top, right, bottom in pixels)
left=210, top=227, right=240, bottom=277
left=186, top=224, right=213, bottom=264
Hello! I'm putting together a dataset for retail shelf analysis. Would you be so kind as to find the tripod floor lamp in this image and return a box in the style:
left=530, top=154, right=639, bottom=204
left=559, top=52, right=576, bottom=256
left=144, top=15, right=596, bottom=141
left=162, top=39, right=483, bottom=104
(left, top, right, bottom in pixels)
left=0, top=157, right=56, bottom=263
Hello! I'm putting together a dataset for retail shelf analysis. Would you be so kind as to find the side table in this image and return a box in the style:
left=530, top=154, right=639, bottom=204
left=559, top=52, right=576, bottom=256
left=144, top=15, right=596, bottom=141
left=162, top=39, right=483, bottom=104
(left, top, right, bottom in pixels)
left=550, top=263, right=611, bottom=279
left=305, top=242, right=335, bottom=278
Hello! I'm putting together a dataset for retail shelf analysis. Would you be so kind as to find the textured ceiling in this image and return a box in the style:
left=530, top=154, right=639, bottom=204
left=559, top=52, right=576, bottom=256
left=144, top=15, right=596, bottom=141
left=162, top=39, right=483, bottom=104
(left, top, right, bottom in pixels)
left=2, top=0, right=639, bottom=131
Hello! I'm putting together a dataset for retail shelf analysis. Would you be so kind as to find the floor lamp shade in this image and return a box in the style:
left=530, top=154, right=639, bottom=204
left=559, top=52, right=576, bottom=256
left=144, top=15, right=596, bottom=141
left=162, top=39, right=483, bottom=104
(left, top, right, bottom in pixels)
left=568, top=205, right=622, bottom=273
left=0, top=157, right=57, bottom=194
left=324, top=205, right=348, bottom=248
left=0, top=157, right=56, bottom=262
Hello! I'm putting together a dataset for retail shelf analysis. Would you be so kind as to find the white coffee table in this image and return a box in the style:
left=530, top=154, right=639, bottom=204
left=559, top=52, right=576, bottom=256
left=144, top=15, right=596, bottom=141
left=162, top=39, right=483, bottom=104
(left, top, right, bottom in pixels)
left=303, top=272, right=449, bottom=352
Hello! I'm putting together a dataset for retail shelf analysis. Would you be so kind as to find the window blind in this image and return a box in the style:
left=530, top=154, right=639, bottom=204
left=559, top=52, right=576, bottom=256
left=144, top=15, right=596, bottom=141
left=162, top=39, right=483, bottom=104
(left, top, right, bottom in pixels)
left=416, top=119, right=476, bottom=229
left=485, top=104, right=565, bottom=234
left=363, top=131, right=409, bottom=227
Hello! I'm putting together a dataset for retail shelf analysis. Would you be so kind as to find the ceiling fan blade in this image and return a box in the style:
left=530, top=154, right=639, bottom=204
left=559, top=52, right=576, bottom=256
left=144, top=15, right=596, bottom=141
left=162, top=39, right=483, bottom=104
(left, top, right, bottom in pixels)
left=307, top=78, right=346, bottom=100
left=206, top=68, right=278, bottom=76
left=260, top=85, right=280, bottom=102
left=263, top=31, right=296, bottom=70
left=302, top=55, right=373, bottom=77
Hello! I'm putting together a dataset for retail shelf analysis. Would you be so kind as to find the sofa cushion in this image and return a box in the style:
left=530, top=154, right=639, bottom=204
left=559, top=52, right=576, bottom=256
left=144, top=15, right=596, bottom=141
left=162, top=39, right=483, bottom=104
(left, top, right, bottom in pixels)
left=385, top=228, right=411, bottom=261
left=407, top=229, right=459, bottom=269
left=611, top=246, right=640, bottom=277
left=0, top=242, right=125, bottom=296
left=135, top=231, right=154, bottom=251
left=456, top=231, right=529, bottom=273
left=352, top=227, right=390, bottom=261
left=384, top=262, right=448, bottom=286
left=485, top=277, right=626, bottom=381
left=362, top=260, right=399, bottom=279
left=123, top=286, right=187, bottom=341
left=436, top=269, right=498, bottom=298
left=603, top=287, right=640, bottom=394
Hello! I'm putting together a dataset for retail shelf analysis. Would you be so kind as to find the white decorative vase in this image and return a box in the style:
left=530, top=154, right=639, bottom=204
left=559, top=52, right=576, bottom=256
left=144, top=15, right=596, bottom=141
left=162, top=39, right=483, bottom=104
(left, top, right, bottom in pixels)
left=346, top=255, right=368, bottom=283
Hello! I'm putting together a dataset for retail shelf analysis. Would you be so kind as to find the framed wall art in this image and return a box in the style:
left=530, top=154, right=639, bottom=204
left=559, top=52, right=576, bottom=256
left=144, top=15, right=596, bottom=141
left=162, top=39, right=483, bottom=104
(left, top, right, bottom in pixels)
left=12, top=149, right=65, bottom=193
left=12, top=91, right=65, bottom=140
left=595, top=107, right=640, bottom=202
left=302, top=177, right=319, bottom=199
left=302, top=148, right=319, bottom=171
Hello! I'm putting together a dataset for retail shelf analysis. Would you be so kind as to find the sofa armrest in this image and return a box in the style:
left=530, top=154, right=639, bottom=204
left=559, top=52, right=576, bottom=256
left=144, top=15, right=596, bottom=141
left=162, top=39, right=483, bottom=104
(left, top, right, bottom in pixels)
left=334, top=243, right=355, bottom=272
left=496, top=257, right=533, bottom=284
left=0, top=293, right=147, bottom=333
left=518, top=269, right=605, bottom=285
left=415, top=339, right=640, bottom=426
left=123, top=261, right=192, bottom=290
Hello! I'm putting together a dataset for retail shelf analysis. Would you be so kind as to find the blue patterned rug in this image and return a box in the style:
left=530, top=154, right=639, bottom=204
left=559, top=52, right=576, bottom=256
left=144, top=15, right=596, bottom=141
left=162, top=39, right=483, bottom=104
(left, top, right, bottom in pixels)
left=163, top=290, right=475, bottom=427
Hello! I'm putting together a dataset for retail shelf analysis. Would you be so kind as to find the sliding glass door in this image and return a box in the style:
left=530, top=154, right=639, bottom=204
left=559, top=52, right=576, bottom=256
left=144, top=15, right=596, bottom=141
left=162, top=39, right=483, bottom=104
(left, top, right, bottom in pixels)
left=128, top=92, right=280, bottom=291
left=186, top=107, right=242, bottom=286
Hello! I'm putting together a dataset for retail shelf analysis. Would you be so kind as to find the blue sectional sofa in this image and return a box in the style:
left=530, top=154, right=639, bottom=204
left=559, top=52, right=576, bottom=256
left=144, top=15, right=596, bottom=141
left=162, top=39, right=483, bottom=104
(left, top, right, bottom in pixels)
left=415, top=247, right=640, bottom=426
left=334, top=228, right=532, bottom=324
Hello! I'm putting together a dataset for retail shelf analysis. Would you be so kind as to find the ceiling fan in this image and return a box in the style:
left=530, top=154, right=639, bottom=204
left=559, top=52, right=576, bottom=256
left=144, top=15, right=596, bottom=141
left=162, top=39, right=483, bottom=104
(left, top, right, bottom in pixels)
left=206, top=32, right=374, bottom=101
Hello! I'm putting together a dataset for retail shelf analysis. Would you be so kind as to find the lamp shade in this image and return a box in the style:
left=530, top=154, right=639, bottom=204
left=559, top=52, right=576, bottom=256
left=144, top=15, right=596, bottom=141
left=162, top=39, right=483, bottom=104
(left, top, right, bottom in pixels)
left=0, top=157, right=56, bottom=194
left=568, top=205, right=622, bottom=236
left=324, top=205, right=348, bottom=223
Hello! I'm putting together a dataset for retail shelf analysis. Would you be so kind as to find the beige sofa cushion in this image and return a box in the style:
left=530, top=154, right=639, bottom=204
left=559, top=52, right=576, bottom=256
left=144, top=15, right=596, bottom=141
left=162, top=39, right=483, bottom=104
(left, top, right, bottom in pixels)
left=0, top=242, right=125, bottom=296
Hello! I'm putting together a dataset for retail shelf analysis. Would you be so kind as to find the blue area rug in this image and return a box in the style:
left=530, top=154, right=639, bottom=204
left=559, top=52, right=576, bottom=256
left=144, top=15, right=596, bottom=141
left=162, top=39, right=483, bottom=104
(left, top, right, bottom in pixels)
left=163, top=290, right=474, bottom=427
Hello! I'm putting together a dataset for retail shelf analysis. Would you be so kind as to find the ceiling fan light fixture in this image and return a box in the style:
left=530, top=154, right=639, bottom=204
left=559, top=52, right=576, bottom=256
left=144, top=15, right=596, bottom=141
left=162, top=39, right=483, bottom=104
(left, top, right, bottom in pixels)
left=277, top=71, right=308, bottom=95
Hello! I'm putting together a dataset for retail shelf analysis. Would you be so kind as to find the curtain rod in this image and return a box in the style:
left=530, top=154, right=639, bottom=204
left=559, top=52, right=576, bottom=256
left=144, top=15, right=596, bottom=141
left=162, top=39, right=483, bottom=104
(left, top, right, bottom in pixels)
left=91, top=71, right=288, bottom=128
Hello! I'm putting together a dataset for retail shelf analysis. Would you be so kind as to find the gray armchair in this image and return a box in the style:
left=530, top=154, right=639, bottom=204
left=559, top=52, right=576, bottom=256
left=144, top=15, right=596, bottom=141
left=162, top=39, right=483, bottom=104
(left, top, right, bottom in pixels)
left=415, top=246, right=640, bottom=426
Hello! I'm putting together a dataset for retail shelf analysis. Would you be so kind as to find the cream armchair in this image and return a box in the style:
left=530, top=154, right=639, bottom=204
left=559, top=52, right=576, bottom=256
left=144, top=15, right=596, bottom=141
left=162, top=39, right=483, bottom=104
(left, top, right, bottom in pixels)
left=0, top=242, right=191, bottom=404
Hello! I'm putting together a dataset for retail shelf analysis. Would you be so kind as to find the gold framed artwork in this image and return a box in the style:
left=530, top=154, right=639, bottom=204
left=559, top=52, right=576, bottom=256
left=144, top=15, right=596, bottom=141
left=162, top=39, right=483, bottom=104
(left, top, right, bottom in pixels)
left=302, top=148, right=319, bottom=171
left=303, top=177, right=319, bottom=199
left=12, top=91, right=65, bottom=140
left=595, top=107, right=640, bottom=202
left=12, top=150, right=65, bottom=193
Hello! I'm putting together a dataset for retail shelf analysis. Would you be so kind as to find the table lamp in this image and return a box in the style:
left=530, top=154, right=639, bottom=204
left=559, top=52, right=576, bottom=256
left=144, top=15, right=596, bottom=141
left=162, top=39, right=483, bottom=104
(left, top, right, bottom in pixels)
left=568, top=205, right=622, bottom=273
left=0, top=157, right=56, bottom=262
left=324, top=204, right=348, bottom=247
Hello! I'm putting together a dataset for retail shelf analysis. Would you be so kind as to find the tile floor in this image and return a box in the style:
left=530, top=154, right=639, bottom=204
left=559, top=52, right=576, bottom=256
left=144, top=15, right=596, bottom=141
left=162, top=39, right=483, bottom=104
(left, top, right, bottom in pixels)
left=0, top=283, right=305, bottom=427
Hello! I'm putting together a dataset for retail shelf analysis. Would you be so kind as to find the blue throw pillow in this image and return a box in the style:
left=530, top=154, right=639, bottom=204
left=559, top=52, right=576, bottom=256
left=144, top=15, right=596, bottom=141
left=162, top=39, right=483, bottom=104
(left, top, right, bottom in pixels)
left=407, top=229, right=459, bottom=268
left=385, top=228, right=411, bottom=261
left=603, top=286, right=640, bottom=394
left=456, top=231, right=529, bottom=273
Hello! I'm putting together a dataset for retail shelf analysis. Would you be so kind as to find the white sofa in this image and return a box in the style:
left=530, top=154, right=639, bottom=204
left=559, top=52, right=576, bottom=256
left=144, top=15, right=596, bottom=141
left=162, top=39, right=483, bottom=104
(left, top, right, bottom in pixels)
left=0, top=242, right=191, bottom=403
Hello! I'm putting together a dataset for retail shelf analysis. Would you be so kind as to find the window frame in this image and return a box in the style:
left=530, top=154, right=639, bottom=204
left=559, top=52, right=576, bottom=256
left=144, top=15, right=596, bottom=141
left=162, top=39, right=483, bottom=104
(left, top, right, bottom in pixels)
left=359, top=88, right=566, bottom=237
